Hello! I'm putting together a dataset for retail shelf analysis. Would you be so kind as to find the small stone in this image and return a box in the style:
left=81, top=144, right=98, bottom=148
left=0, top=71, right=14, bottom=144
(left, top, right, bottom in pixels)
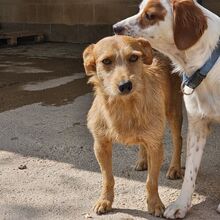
left=18, top=165, right=27, bottom=170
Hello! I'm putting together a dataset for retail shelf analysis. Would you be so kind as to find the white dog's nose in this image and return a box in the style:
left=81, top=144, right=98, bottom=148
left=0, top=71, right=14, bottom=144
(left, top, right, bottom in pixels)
left=113, top=25, right=125, bottom=35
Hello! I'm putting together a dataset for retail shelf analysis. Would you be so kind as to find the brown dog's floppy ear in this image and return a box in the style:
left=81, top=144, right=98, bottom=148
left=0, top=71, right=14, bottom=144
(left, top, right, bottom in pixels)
left=83, top=44, right=96, bottom=76
left=172, top=0, right=207, bottom=50
left=137, top=38, right=153, bottom=65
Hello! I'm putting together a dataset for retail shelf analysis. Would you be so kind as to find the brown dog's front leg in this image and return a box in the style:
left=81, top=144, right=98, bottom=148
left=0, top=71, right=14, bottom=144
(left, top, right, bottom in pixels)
left=146, top=144, right=165, bottom=217
left=93, top=138, right=114, bottom=215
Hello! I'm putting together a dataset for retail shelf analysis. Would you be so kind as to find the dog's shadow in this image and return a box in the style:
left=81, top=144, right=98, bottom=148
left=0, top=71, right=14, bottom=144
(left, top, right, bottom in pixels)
left=111, top=208, right=156, bottom=219
left=107, top=198, right=220, bottom=220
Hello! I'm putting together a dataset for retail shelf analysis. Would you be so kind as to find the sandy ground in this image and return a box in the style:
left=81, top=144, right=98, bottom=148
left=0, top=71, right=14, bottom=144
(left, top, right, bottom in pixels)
left=0, top=43, right=219, bottom=220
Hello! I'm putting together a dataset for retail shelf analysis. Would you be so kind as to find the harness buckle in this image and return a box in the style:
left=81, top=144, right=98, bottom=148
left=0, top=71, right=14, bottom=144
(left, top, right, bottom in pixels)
left=181, top=82, right=194, bottom=95
left=181, top=70, right=206, bottom=95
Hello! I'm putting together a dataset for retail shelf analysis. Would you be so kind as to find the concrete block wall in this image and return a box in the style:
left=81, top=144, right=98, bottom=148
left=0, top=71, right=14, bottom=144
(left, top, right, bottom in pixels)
left=202, top=0, right=220, bottom=16
left=0, top=0, right=140, bottom=43
left=0, top=0, right=219, bottom=43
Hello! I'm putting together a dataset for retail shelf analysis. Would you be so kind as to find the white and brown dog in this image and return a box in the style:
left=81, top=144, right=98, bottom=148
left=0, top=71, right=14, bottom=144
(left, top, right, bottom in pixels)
left=114, top=0, right=220, bottom=219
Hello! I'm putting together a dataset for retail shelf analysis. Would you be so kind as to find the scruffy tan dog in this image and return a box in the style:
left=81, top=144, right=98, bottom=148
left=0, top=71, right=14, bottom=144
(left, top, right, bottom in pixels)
left=83, top=35, right=182, bottom=217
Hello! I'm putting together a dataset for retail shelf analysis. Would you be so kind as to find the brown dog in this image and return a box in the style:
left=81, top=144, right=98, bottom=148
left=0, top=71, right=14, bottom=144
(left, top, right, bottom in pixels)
left=83, top=35, right=182, bottom=217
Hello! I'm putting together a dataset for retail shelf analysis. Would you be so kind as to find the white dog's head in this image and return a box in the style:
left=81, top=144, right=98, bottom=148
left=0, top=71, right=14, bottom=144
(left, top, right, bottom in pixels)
left=114, top=0, right=207, bottom=51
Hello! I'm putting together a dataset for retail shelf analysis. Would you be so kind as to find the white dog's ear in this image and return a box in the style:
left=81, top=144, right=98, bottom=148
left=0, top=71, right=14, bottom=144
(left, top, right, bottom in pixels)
left=83, top=44, right=96, bottom=76
left=172, top=0, right=207, bottom=50
left=137, top=38, right=153, bottom=65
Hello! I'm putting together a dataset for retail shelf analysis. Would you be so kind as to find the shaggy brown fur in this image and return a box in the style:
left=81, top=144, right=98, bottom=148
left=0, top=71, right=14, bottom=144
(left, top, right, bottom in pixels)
left=83, top=35, right=182, bottom=217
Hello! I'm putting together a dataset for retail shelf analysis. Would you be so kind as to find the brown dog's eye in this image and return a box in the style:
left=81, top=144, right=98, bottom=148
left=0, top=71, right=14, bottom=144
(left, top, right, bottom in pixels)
left=102, top=58, right=112, bottom=65
left=129, top=54, right=139, bottom=63
left=145, top=12, right=156, bottom=20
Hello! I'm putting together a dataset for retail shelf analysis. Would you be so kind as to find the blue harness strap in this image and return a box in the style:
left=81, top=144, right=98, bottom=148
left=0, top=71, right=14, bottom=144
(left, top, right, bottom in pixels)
left=183, top=39, right=220, bottom=90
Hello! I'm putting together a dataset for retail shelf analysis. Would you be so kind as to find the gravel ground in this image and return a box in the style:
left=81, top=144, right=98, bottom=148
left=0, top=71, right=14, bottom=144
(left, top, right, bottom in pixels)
left=0, top=43, right=219, bottom=220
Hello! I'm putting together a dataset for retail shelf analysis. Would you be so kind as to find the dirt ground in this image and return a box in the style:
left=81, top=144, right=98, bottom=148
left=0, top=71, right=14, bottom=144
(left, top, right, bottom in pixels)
left=0, top=43, right=219, bottom=220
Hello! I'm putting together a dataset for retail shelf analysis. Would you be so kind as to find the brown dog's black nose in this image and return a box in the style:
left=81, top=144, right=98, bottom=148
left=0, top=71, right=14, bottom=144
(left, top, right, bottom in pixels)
left=119, top=81, right=133, bottom=94
left=113, top=25, right=125, bottom=35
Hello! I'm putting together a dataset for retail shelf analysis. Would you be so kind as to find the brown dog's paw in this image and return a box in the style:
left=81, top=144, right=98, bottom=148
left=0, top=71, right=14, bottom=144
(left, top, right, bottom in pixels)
left=148, top=197, right=165, bottom=217
left=166, top=166, right=183, bottom=180
left=93, top=199, right=112, bottom=215
left=135, top=160, right=148, bottom=171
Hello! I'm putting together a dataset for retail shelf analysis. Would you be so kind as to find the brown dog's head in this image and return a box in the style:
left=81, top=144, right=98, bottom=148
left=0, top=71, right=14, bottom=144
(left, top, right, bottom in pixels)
left=83, top=35, right=153, bottom=97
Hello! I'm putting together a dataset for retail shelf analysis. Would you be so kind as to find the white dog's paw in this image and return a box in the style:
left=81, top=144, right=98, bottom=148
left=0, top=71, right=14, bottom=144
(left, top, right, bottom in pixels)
left=217, top=204, right=220, bottom=213
left=164, top=201, right=189, bottom=219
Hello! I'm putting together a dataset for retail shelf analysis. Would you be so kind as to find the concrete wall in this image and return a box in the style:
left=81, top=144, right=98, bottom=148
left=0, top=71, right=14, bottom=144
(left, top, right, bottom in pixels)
left=0, top=0, right=141, bottom=25
left=0, top=0, right=219, bottom=43
left=203, top=0, right=220, bottom=15
left=0, top=0, right=140, bottom=43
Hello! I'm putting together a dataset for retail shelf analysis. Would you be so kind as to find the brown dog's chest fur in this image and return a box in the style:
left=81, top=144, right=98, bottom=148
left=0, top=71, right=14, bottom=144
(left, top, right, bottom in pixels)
left=105, top=99, right=152, bottom=144
left=88, top=53, right=180, bottom=146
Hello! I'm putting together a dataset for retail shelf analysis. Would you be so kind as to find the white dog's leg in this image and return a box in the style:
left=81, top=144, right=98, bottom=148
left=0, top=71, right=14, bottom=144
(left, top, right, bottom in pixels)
left=217, top=204, right=220, bottom=213
left=164, top=119, right=209, bottom=219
